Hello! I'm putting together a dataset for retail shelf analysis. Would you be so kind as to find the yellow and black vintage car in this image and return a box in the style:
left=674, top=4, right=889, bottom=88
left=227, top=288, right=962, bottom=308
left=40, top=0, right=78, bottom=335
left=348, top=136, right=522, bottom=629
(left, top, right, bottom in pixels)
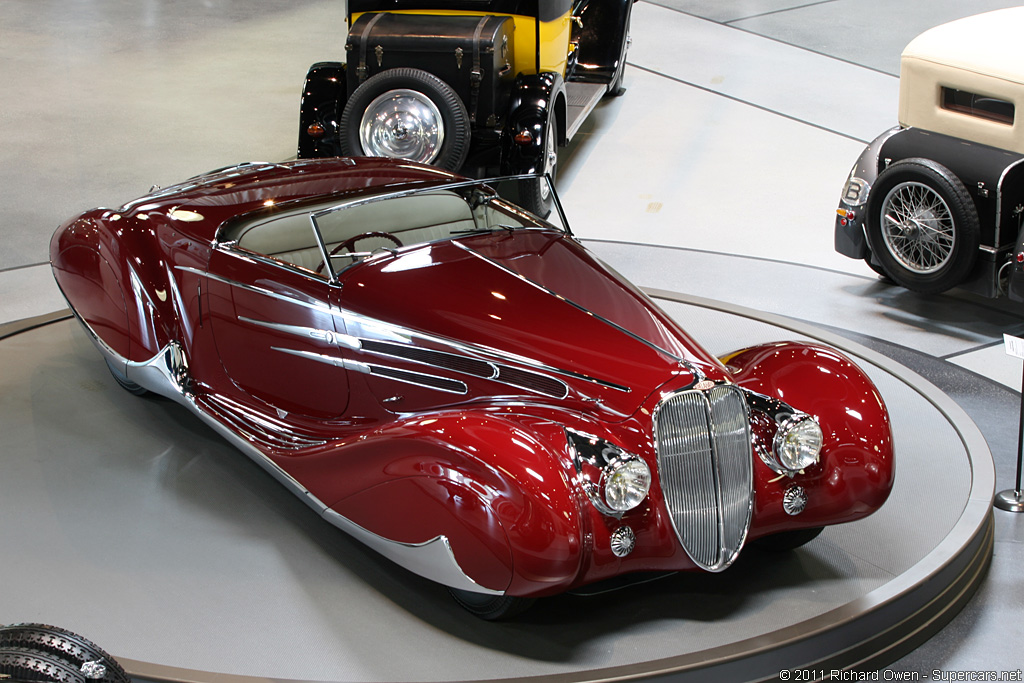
left=297, top=0, right=632, bottom=214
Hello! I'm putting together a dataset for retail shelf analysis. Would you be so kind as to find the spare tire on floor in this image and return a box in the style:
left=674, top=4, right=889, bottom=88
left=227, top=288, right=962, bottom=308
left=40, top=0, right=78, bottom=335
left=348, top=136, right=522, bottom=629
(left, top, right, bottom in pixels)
left=0, top=624, right=130, bottom=683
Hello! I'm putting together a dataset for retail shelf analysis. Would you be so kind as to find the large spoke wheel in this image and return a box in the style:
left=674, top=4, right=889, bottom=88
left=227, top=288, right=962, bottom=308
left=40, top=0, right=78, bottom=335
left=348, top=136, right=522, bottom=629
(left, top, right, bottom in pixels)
left=517, top=115, right=558, bottom=218
left=340, top=68, right=471, bottom=172
left=865, top=158, right=979, bottom=294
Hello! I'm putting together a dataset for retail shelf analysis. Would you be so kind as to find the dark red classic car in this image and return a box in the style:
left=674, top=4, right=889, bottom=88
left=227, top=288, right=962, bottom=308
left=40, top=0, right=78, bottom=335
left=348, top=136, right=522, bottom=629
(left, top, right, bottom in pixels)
left=51, top=158, right=894, bottom=618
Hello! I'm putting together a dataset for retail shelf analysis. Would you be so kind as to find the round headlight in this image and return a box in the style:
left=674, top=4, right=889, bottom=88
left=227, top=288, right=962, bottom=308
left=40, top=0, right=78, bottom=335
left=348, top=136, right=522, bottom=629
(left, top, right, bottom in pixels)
left=774, top=415, right=823, bottom=472
left=602, top=458, right=651, bottom=512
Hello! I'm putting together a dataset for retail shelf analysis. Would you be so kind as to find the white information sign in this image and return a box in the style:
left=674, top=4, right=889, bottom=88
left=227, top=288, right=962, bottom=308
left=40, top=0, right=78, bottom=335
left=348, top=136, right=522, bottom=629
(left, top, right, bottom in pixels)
left=1004, top=333, right=1024, bottom=360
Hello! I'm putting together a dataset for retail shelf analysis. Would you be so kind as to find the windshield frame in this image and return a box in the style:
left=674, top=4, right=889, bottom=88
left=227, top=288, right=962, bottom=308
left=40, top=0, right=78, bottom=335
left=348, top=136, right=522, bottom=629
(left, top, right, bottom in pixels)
left=308, top=173, right=570, bottom=283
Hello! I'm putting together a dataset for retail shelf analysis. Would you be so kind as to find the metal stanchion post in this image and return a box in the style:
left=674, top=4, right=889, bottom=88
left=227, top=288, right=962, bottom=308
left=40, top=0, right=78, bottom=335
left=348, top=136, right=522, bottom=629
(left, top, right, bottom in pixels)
left=996, top=335, right=1024, bottom=512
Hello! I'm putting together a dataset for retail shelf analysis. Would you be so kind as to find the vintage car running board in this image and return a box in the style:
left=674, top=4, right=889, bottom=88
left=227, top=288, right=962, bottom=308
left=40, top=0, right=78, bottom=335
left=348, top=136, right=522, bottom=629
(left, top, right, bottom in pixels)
left=565, top=82, right=606, bottom=141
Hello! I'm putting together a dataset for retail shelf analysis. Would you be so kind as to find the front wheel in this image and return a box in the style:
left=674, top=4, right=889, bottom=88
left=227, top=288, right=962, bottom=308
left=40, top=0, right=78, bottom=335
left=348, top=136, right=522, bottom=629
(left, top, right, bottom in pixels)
left=448, top=588, right=535, bottom=620
left=750, top=527, right=824, bottom=552
left=339, top=68, right=471, bottom=172
left=865, top=158, right=980, bottom=294
left=606, top=14, right=631, bottom=96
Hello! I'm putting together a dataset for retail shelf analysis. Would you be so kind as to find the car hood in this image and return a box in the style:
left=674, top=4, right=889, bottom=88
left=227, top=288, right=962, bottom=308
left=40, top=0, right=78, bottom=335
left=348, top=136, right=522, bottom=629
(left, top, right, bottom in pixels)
left=338, top=230, right=727, bottom=417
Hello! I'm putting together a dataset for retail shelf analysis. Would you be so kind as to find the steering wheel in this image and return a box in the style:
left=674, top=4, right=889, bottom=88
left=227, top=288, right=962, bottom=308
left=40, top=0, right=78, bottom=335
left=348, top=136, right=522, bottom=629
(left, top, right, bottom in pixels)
left=316, top=231, right=403, bottom=274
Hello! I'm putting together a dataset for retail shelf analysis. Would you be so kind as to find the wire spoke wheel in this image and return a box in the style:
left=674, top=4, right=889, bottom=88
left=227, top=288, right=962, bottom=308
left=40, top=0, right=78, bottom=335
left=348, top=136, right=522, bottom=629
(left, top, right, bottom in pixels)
left=880, top=181, right=955, bottom=274
left=865, top=158, right=979, bottom=294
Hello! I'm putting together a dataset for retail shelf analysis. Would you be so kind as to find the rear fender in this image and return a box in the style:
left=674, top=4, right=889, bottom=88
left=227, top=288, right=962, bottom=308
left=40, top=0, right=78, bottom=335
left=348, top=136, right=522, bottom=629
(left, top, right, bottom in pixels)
left=298, top=62, right=348, bottom=159
left=50, top=216, right=131, bottom=360
left=323, top=411, right=584, bottom=596
left=722, top=342, right=894, bottom=536
left=51, top=211, right=185, bottom=369
left=501, top=72, right=565, bottom=174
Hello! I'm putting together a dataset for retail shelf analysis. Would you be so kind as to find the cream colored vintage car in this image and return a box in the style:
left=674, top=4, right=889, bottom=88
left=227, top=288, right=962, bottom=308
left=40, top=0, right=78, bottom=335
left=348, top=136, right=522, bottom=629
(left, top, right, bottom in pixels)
left=835, top=7, right=1024, bottom=299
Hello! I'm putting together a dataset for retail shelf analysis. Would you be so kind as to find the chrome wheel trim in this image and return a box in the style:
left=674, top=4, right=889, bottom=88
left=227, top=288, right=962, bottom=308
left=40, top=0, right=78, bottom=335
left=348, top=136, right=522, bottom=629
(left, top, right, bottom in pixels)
left=879, top=181, right=956, bottom=274
left=359, top=89, right=445, bottom=164
left=540, top=119, right=556, bottom=202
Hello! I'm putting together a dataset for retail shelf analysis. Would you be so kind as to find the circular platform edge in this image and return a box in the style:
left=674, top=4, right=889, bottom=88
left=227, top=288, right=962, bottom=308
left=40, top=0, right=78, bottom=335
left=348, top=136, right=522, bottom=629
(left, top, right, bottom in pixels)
left=2, top=297, right=995, bottom=683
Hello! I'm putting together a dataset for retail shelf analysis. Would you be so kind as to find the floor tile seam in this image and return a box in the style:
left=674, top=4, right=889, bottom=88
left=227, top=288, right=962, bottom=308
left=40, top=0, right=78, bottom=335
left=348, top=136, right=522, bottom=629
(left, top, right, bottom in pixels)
left=627, top=62, right=870, bottom=144
left=589, top=238, right=1024, bottom=325
left=637, top=0, right=898, bottom=79
left=723, top=0, right=839, bottom=25
left=941, top=340, right=1007, bottom=362
left=584, top=237, right=877, bottom=280
left=798, top=319, right=1021, bottom=402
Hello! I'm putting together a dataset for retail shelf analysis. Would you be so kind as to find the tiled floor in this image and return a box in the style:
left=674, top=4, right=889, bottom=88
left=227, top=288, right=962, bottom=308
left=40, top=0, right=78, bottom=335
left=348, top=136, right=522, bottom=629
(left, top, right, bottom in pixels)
left=1, top=0, right=1022, bottom=677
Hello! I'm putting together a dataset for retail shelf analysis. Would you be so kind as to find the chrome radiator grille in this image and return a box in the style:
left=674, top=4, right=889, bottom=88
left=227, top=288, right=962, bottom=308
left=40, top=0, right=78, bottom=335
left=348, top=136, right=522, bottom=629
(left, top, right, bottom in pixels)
left=653, top=385, right=753, bottom=571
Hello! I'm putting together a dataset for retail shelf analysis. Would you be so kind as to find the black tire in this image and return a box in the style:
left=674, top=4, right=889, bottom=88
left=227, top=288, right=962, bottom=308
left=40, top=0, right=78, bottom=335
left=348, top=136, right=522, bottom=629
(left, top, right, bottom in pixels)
left=864, top=256, right=894, bottom=282
left=517, top=114, right=558, bottom=218
left=0, top=647, right=87, bottom=683
left=104, top=359, right=147, bottom=396
left=606, top=12, right=631, bottom=96
left=751, top=527, right=824, bottom=552
left=865, top=158, right=980, bottom=294
left=448, top=588, right=536, bottom=620
left=0, top=625, right=129, bottom=683
left=340, top=68, right=471, bottom=172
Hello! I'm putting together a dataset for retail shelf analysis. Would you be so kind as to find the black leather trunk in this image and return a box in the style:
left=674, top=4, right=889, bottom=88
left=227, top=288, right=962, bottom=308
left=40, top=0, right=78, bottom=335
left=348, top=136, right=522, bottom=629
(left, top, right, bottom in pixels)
left=346, top=13, right=516, bottom=129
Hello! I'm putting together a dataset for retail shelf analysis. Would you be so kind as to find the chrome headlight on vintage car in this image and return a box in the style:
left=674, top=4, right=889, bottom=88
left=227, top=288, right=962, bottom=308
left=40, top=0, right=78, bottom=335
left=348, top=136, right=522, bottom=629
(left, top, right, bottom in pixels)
left=773, top=414, right=823, bottom=472
left=565, top=429, right=651, bottom=515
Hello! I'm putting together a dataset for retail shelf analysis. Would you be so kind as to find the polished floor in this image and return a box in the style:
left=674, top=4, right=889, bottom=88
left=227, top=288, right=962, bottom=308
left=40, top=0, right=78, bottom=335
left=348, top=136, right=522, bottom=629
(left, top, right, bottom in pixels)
left=1, top=0, right=1022, bottom=678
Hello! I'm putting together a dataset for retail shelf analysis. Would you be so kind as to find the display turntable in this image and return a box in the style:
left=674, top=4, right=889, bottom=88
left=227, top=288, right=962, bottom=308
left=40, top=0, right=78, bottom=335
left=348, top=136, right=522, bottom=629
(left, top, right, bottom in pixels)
left=0, top=290, right=992, bottom=683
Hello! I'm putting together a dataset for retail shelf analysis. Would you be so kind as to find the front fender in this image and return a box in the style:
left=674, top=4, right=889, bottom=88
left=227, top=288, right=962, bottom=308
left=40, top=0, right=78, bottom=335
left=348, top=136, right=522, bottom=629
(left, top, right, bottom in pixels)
left=322, top=410, right=584, bottom=596
left=573, top=0, right=632, bottom=85
left=723, top=342, right=894, bottom=536
left=501, top=72, right=565, bottom=174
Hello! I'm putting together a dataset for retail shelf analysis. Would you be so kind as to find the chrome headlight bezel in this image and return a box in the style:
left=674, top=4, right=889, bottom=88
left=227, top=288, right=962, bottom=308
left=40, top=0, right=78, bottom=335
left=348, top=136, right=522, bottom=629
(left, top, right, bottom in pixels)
left=565, top=428, right=652, bottom=517
left=600, top=457, right=652, bottom=513
left=773, top=414, right=823, bottom=473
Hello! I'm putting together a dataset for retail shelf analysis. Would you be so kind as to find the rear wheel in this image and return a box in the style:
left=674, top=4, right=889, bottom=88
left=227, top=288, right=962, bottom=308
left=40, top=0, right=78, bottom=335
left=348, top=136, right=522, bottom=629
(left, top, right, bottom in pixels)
left=517, top=115, right=558, bottom=217
left=866, top=158, right=979, bottom=294
left=340, top=68, right=471, bottom=172
left=448, top=588, right=535, bottom=620
left=105, top=359, right=147, bottom=396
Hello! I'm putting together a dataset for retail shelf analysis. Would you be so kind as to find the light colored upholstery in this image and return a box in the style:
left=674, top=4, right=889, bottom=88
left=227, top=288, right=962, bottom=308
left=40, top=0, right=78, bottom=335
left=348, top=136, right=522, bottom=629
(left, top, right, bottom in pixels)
left=233, top=191, right=476, bottom=272
left=898, top=7, right=1024, bottom=153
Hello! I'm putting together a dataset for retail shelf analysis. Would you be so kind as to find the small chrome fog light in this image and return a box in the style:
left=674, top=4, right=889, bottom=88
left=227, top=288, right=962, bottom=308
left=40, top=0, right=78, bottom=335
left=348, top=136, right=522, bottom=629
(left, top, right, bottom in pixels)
left=783, top=485, right=808, bottom=515
left=610, top=526, right=636, bottom=557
